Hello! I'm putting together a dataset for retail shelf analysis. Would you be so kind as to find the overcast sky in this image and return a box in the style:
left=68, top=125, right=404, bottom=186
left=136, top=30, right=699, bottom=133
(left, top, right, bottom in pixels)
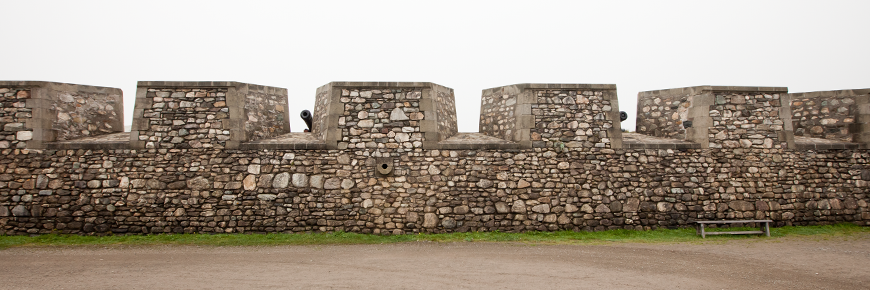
left=2, top=0, right=868, bottom=132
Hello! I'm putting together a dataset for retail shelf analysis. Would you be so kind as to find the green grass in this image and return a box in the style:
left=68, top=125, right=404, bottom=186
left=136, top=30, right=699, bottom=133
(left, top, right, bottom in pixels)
left=1, top=224, right=867, bottom=249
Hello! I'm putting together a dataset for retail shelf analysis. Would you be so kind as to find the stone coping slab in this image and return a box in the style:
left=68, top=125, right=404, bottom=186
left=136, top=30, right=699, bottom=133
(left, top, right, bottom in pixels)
left=481, top=83, right=616, bottom=95
left=794, top=136, right=859, bottom=150
left=789, top=88, right=870, bottom=98
left=45, top=132, right=130, bottom=150
left=437, top=133, right=521, bottom=150
left=316, top=82, right=453, bottom=92
left=639, top=85, right=788, bottom=97
left=238, top=132, right=328, bottom=150
left=622, top=132, right=701, bottom=149
left=0, top=81, right=122, bottom=92
left=136, top=81, right=286, bottom=94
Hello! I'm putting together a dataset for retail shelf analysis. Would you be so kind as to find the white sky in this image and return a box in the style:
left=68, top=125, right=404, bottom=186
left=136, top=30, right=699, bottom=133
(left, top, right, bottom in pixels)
left=2, top=0, right=868, bottom=132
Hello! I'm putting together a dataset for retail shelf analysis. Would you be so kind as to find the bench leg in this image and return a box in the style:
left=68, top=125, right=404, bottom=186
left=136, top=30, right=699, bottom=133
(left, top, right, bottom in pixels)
left=764, top=222, right=770, bottom=237
left=701, top=224, right=706, bottom=239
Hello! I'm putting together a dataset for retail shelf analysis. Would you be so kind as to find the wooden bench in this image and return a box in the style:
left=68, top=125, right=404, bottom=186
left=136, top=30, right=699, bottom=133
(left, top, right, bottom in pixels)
left=695, top=220, right=772, bottom=238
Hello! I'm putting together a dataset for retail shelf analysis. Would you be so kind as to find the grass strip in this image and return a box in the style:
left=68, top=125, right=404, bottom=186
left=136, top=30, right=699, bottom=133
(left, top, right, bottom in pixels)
left=1, top=223, right=867, bottom=249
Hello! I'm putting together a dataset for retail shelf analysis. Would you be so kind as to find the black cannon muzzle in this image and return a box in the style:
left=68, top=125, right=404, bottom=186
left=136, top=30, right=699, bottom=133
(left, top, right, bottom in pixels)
left=300, top=110, right=313, bottom=132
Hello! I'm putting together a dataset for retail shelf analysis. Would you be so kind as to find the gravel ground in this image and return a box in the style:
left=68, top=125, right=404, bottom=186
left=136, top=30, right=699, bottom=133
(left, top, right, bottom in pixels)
left=0, top=235, right=867, bottom=290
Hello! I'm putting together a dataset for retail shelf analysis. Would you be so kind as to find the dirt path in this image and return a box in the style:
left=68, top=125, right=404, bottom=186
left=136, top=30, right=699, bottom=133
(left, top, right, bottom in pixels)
left=1, top=235, right=868, bottom=290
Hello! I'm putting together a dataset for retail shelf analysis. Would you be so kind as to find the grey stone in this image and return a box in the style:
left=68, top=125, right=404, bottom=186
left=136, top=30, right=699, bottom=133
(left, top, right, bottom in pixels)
left=12, top=205, right=29, bottom=217
left=292, top=173, right=308, bottom=188
left=187, top=177, right=210, bottom=190
left=257, top=194, right=277, bottom=201
left=340, top=179, right=355, bottom=189
left=273, top=173, right=290, bottom=188
left=36, top=175, right=48, bottom=189
left=310, top=175, right=324, bottom=188
left=511, top=200, right=526, bottom=213
left=0, top=205, right=8, bottom=217
left=324, top=178, right=341, bottom=189
left=38, top=190, right=52, bottom=196
left=423, top=213, right=438, bottom=228
left=441, top=217, right=456, bottom=229
left=390, top=108, right=409, bottom=121
left=495, top=202, right=509, bottom=213
left=532, top=204, right=550, bottom=213
left=729, top=201, right=754, bottom=211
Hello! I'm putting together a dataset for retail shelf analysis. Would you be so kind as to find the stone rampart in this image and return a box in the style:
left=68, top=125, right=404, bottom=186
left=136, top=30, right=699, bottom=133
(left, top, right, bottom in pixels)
left=130, top=81, right=289, bottom=150
left=638, top=86, right=794, bottom=149
left=0, top=81, right=123, bottom=149
left=481, top=84, right=622, bottom=149
left=789, top=89, right=870, bottom=143
left=0, top=81, right=868, bottom=235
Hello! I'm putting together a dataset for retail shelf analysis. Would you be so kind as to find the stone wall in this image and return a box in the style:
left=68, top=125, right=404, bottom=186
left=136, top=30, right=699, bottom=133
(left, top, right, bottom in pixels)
left=0, top=81, right=123, bottom=149
left=336, top=86, right=424, bottom=153
left=0, top=146, right=867, bottom=235
left=243, top=86, right=290, bottom=142
left=636, top=89, right=693, bottom=139
left=708, top=90, right=788, bottom=149
left=135, top=87, right=230, bottom=149
left=0, top=88, right=32, bottom=150
left=433, top=85, right=457, bottom=142
left=789, top=89, right=870, bottom=142
left=1, top=81, right=869, bottom=236
left=313, top=82, right=456, bottom=150
left=637, top=86, right=793, bottom=150
left=131, top=82, right=289, bottom=150
left=531, top=88, right=618, bottom=149
left=479, top=85, right=521, bottom=142
left=481, top=84, right=621, bottom=149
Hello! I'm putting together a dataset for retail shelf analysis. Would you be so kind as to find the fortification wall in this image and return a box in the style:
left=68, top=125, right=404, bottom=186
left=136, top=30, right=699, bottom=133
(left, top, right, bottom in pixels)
left=130, top=82, right=289, bottom=150
left=0, top=146, right=867, bottom=235
left=0, top=81, right=869, bottom=236
left=636, top=87, right=695, bottom=139
left=0, top=81, right=123, bottom=149
left=637, top=86, right=793, bottom=149
left=789, top=89, right=869, bottom=143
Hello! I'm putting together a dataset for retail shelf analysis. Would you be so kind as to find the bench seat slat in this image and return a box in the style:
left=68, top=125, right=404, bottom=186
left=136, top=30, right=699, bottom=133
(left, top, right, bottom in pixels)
left=703, top=231, right=764, bottom=235
left=696, top=220, right=772, bottom=224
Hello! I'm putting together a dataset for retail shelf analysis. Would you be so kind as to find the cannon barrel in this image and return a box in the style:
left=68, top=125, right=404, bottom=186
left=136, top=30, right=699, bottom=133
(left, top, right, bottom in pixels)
left=300, top=110, right=313, bottom=132
left=619, top=111, right=628, bottom=122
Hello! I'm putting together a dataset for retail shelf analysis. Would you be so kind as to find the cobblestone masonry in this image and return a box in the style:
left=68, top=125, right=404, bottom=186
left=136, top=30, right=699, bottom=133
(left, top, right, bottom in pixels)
left=132, top=82, right=289, bottom=150
left=0, top=82, right=868, bottom=235
left=532, top=89, right=614, bottom=149
left=244, top=89, right=289, bottom=142
left=0, top=146, right=867, bottom=235
left=434, top=85, right=457, bottom=142
left=0, top=82, right=124, bottom=149
left=636, top=90, right=692, bottom=139
left=708, top=92, right=786, bottom=149
left=638, top=86, right=793, bottom=150
left=479, top=86, right=520, bottom=141
left=0, top=88, right=32, bottom=150
left=335, top=87, right=424, bottom=154
left=789, top=89, right=870, bottom=142
left=138, top=88, right=230, bottom=149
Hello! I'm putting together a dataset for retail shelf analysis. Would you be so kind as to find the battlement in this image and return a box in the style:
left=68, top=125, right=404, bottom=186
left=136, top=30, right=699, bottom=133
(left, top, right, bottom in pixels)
left=1, top=80, right=869, bottom=236
left=0, top=81, right=123, bottom=150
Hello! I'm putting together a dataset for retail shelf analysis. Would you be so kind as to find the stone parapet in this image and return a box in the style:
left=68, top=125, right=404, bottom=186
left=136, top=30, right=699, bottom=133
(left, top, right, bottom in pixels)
left=480, top=84, right=621, bottom=149
left=788, top=88, right=870, bottom=146
left=131, top=81, right=289, bottom=150
left=312, top=82, right=457, bottom=153
left=0, top=81, right=123, bottom=149
left=638, top=86, right=793, bottom=149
